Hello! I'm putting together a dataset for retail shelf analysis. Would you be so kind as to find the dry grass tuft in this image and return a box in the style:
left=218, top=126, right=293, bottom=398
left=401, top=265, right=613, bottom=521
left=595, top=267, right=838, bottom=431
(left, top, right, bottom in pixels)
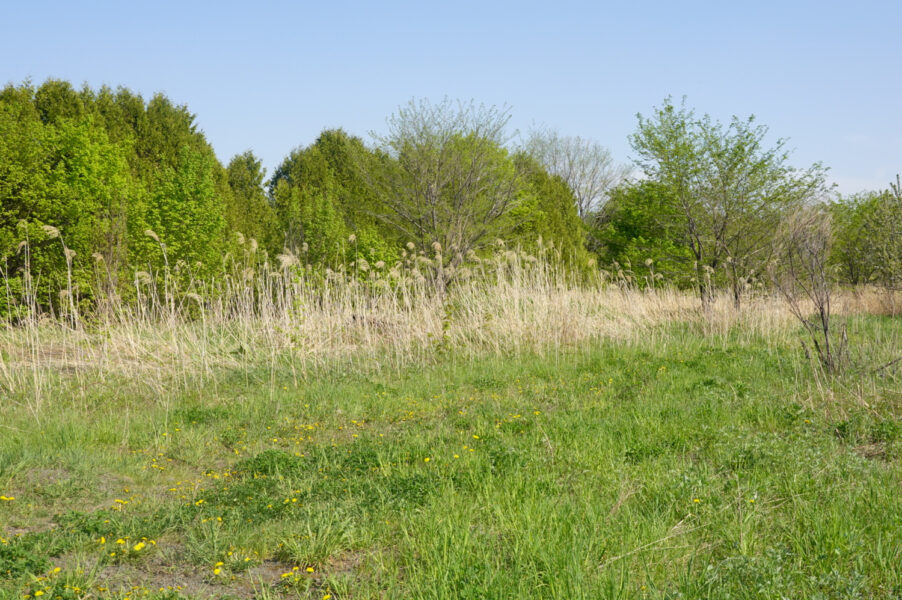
left=0, top=250, right=867, bottom=413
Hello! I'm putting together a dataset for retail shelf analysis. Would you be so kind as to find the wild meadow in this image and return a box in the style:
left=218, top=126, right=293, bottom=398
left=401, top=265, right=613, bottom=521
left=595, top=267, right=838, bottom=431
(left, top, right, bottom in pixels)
left=1, top=251, right=900, bottom=600
left=2, top=79, right=902, bottom=598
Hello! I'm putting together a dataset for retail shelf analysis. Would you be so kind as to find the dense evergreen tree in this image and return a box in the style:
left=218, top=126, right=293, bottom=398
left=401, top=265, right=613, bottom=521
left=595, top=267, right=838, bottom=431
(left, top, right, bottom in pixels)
left=225, top=151, right=278, bottom=256
left=270, top=129, right=399, bottom=265
left=0, top=80, right=234, bottom=313
left=507, top=155, right=589, bottom=265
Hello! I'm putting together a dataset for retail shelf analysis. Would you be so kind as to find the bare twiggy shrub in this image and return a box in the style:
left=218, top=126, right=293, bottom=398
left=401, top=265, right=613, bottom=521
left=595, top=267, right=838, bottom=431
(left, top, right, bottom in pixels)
left=770, top=207, right=846, bottom=372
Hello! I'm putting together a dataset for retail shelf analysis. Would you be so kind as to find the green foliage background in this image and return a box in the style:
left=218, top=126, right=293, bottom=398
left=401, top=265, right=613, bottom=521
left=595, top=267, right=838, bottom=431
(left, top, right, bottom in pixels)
left=2, top=80, right=900, bottom=316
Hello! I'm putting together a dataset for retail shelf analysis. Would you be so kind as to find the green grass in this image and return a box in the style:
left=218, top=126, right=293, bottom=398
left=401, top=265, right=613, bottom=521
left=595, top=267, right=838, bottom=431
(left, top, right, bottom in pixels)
left=1, top=316, right=901, bottom=599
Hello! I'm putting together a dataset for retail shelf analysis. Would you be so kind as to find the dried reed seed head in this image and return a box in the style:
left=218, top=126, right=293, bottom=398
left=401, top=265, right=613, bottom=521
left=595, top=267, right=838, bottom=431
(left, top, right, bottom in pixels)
left=276, top=253, right=298, bottom=269
left=235, top=232, right=246, bottom=245
left=301, top=242, right=309, bottom=253
left=42, top=225, right=61, bottom=239
left=645, top=258, right=654, bottom=267
left=144, top=229, right=160, bottom=242
left=16, top=240, right=28, bottom=254
left=348, top=234, right=357, bottom=243
left=374, top=260, right=386, bottom=269
left=432, top=241, right=442, bottom=253
left=92, top=253, right=105, bottom=262
left=249, top=238, right=258, bottom=253
left=64, top=248, right=77, bottom=261
left=135, top=271, right=152, bottom=285
left=406, top=242, right=416, bottom=251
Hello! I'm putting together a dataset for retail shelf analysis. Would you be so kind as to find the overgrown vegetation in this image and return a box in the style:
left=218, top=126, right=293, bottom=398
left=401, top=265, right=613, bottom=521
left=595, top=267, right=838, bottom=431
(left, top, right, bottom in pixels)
left=2, top=79, right=901, bottom=598
left=5, top=82, right=900, bottom=323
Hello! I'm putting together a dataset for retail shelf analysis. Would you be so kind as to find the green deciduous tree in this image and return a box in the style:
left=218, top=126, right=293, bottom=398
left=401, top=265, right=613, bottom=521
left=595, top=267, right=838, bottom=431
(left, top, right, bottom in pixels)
left=830, top=191, right=882, bottom=285
left=869, top=176, right=902, bottom=293
left=370, top=99, right=527, bottom=273
left=593, top=181, right=695, bottom=286
left=629, top=97, right=829, bottom=307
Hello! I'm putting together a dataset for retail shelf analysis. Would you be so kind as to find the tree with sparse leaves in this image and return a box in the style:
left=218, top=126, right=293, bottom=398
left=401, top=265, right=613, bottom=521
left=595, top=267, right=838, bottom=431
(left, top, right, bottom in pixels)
left=369, top=98, right=528, bottom=274
left=524, top=128, right=629, bottom=221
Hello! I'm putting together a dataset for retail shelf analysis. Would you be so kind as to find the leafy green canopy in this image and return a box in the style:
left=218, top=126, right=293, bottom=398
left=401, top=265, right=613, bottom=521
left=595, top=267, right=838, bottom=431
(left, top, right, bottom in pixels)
left=615, top=97, right=828, bottom=302
left=0, top=80, right=261, bottom=314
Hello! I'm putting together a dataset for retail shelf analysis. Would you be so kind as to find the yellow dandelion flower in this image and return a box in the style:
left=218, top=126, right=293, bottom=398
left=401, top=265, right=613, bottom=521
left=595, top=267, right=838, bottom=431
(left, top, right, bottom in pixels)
left=213, top=568, right=221, bottom=575
left=306, top=566, right=315, bottom=573
left=133, top=542, right=145, bottom=551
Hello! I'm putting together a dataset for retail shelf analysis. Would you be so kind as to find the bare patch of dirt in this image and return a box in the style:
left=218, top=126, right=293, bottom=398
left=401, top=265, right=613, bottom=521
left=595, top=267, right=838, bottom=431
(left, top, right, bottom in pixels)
left=854, top=442, right=889, bottom=461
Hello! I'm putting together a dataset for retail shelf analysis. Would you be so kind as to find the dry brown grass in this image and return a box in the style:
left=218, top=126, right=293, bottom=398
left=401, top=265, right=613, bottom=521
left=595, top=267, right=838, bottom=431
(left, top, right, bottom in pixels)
left=1, top=249, right=874, bottom=414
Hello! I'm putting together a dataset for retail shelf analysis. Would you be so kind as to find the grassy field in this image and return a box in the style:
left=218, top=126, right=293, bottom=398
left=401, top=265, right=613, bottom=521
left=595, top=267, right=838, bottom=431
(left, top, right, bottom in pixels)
left=1, top=255, right=901, bottom=600
left=1, top=300, right=900, bottom=599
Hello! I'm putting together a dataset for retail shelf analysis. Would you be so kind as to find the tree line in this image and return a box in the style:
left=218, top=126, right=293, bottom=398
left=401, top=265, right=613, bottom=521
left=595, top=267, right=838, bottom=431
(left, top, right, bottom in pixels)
left=1, top=80, right=899, bottom=316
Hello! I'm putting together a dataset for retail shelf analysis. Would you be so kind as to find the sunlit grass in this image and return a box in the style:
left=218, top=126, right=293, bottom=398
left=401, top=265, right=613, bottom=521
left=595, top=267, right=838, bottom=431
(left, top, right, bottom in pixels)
left=1, top=309, right=900, bottom=598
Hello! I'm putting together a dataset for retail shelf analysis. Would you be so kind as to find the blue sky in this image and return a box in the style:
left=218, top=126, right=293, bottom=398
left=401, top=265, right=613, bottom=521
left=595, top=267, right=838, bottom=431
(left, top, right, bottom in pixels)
left=3, top=0, right=901, bottom=194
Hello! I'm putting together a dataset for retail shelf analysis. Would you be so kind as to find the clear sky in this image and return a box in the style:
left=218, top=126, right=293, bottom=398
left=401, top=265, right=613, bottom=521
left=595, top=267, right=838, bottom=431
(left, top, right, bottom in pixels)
left=4, top=0, right=900, bottom=194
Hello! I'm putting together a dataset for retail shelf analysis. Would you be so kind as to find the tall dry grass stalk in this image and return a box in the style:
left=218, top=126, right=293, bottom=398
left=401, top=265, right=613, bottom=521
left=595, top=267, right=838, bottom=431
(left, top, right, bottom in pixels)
left=0, top=245, right=838, bottom=414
